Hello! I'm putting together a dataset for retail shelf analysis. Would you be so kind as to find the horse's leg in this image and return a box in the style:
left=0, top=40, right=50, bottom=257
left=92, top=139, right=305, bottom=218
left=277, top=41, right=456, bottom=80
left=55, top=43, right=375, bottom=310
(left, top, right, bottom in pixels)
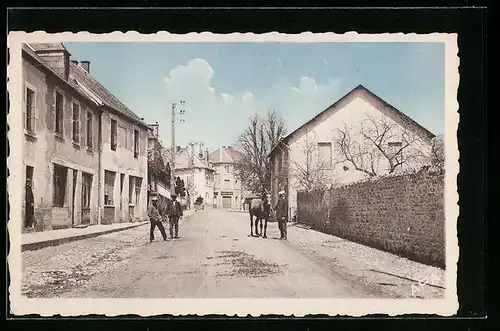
left=263, top=217, right=268, bottom=238
left=255, top=217, right=260, bottom=236
left=259, top=218, right=263, bottom=237
left=250, top=213, right=254, bottom=236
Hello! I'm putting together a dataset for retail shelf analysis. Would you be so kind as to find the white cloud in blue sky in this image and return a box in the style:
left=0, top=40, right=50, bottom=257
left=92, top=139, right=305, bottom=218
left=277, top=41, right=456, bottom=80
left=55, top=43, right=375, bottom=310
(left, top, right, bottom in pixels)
left=64, top=42, right=444, bottom=151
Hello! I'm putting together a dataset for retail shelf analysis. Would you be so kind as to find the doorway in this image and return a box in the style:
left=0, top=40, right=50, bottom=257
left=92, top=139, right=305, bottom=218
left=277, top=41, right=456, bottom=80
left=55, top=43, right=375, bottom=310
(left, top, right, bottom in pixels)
left=71, top=170, right=77, bottom=226
left=25, top=166, right=34, bottom=229
left=120, top=173, right=125, bottom=222
left=222, top=196, right=231, bottom=209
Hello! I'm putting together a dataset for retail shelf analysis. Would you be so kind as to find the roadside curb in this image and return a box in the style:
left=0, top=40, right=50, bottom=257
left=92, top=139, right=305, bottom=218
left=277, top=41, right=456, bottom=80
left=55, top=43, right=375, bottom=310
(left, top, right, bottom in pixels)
left=21, top=221, right=149, bottom=252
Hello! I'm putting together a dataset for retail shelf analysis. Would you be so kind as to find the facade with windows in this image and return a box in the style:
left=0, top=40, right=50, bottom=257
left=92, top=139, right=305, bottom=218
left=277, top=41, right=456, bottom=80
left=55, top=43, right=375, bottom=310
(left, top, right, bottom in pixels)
left=268, top=85, right=436, bottom=221
left=209, top=146, right=248, bottom=209
left=20, top=43, right=149, bottom=232
left=174, top=144, right=215, bottom=209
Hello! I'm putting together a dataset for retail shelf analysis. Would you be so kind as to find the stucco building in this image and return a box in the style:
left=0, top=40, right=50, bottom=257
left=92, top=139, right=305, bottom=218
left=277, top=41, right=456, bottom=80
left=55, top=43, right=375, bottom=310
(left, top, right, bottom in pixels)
left=21, top=43, right=149, bottom=232
left=174, top=143, right=215, bottom=209
left=210, top=146, right=248, bottom=209
left=268, top=84, right=436, bottom=221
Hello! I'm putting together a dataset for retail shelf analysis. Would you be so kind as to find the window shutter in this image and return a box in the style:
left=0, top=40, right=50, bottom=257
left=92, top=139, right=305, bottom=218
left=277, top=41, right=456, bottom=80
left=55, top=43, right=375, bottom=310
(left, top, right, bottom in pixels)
left=32, top=107, right=37, bottom=134
left=22, top=87, right=26, bottom=130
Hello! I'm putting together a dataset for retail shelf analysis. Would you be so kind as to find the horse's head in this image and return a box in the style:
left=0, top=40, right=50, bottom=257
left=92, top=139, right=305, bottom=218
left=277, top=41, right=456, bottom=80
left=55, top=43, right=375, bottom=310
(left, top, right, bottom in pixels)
left=261, top=192, right=271, bottom=207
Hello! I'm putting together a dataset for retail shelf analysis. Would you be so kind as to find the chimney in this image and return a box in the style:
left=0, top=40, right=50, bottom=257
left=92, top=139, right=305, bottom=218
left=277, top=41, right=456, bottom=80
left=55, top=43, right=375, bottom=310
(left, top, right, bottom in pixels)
left=71, top=60, right=79, bottom=66
left=79, top=61, right=90, bottom=73
left=205, top=149, right=209, bottom=161
left=32, top=43, right=71, bottom=80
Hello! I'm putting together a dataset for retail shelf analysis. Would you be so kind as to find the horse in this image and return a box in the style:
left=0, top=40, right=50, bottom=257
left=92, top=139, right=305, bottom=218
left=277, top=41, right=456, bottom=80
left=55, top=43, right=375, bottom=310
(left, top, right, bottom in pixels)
left=157, top=195, right=171, bottom=222
left=249, top=192, right=272, bottom=238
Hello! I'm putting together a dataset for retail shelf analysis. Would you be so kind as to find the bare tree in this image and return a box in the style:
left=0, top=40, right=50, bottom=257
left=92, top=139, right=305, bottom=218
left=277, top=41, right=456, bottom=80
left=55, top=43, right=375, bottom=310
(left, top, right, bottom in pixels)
left=333, top=113, right=428, bottom=177
left=235, top=109, right=287, bottom=194
left=429, top=134, right=445, bottom=173
left=290, top=131, right=339, bottom=191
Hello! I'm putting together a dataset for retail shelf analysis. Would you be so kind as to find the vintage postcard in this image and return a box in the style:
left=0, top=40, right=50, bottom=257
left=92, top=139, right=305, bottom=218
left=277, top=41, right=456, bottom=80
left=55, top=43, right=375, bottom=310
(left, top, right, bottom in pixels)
left=7, top=31, right=459, bottom=317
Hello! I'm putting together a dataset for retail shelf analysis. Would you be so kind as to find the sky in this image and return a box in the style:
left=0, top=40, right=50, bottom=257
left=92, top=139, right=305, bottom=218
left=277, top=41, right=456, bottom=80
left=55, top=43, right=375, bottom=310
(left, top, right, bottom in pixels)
left=64, top=42, right=445, bottom=152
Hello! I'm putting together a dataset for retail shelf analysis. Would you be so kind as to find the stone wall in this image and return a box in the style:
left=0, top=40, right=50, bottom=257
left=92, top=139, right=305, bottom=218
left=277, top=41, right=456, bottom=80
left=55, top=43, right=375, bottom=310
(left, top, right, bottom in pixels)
left=297, top=170, right=445, bottom=268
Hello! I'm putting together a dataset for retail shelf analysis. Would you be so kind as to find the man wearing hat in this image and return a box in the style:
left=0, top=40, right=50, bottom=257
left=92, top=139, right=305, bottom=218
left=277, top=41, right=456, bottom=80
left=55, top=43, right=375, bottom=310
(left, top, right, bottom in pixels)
left=148, top=196, right=167, bottom=242
left=275, top=190, right=288, bottom=240
left=168, top=194, right=183, bottom=239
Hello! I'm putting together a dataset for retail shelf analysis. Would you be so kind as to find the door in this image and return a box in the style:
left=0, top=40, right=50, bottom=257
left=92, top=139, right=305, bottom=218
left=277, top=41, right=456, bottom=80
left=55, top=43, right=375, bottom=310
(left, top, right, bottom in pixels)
left=71, top=170, right=77, bottom=226
left=222, top=196, right=231, bottom=209
left=81, top=173, right=92, bottom=224
left=119, top=174, right=125, bottom=222
left=24, top=166, right=34, bottom=229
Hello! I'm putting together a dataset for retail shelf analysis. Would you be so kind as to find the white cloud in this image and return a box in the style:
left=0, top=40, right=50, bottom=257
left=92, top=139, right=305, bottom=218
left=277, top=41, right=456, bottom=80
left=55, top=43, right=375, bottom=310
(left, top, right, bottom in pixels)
left=299, top=76, right=319, bottom=94
left=241, top=92, right=255, bottom=102
left=288, top=76, right=342, bottom=96
left=221, top=93, right=233, bottom=101
left=160, top=58, right=344, bottom=148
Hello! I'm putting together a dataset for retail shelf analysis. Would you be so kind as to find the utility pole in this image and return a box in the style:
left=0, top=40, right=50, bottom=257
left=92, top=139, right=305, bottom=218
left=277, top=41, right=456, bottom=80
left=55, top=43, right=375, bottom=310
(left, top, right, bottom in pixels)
left=170, top=100, right=186, bottom=193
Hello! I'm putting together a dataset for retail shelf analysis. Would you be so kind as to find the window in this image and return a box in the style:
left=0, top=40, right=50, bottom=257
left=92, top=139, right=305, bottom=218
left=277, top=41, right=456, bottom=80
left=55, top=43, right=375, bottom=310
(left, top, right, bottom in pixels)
left=86, top=111, right=93, bottom=149
left=129, top=176, right=134, bottom=204
left=53, top=164, right=68, bottom=207
left=82, top=173, right=92, bottom=209
left=104, top=170, right=115, bottom=205
left=135, top=177, right=142, bottom=205
left=72, top=102, right=80, bottom=143
left=55, top=91, right=64, bottom=135
left=118, top=125, right=127, bottom=149
left=111, top=119, right=117, bottom=151
left=134, top=130, right=139, bottom=158
left=224, top=179, right=231, bottom=190
left=224, top=165, right=230, bottom=174
left=25, top=87, right=36, bottom=133
left=317, top=142, right=333, bottom=167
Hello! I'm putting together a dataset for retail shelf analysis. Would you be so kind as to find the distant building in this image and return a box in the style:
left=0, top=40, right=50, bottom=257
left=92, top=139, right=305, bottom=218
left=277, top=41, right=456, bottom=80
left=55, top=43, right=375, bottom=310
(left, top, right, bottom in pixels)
left=268, top=84, right=436, bottom=221
left=21, top=43, right=149, bottom=232
left=210, top=146, right=249, bottom=209
left=174, top=144, right=215, bottom=209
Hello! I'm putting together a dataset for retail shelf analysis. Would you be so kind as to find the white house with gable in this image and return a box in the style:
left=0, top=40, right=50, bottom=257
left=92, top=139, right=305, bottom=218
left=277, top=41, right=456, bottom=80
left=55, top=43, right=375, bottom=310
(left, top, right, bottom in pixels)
left=268, top=84, right=436, bottom=220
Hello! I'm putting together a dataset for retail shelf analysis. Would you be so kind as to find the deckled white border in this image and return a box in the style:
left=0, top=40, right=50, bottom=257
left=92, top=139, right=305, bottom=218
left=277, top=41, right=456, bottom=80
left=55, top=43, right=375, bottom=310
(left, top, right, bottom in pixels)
left=7, top=31, right=460, bottom=317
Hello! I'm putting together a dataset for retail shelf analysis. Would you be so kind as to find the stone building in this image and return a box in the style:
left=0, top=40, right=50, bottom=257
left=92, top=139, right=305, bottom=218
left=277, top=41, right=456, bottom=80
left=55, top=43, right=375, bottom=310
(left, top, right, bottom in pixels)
left=21, top=43, right=149, bottom=232
left=209, top=146, right=248, bottom=209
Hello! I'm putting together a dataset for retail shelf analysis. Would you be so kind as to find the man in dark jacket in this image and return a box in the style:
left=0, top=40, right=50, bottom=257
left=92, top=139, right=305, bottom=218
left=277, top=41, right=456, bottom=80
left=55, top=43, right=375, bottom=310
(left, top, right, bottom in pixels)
left=169, top=194, right=183, bottom=239
left=275, top=190, right=288, bottom=240
left=148, top=197, right=167, bottom=242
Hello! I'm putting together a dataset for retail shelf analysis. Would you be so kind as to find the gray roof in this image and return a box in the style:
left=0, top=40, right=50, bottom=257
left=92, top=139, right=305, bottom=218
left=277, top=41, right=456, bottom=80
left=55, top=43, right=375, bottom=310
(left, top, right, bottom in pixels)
left=269, top=84, right=436, bottom=157
left=22, top=43, right=149, bottom=129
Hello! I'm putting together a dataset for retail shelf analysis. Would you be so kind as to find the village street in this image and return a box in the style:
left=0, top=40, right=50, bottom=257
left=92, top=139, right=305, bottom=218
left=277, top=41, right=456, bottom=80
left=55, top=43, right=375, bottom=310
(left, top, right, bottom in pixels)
left=22, top=210, right=445, bottom=299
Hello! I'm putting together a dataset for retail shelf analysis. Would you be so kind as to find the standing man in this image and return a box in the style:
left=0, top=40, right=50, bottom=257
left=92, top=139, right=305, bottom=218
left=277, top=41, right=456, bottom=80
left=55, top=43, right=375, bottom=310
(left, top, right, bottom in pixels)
left=169, top=194, right=183, bottom=239
left=275, top=190, right=288, bottom=240
left=148, top=196, right=168, bottom=242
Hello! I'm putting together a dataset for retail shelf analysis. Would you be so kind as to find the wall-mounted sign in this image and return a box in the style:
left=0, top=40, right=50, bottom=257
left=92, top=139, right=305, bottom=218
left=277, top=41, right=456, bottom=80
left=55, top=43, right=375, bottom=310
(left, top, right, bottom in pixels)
left=221, top=191, right=233, bottom=196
